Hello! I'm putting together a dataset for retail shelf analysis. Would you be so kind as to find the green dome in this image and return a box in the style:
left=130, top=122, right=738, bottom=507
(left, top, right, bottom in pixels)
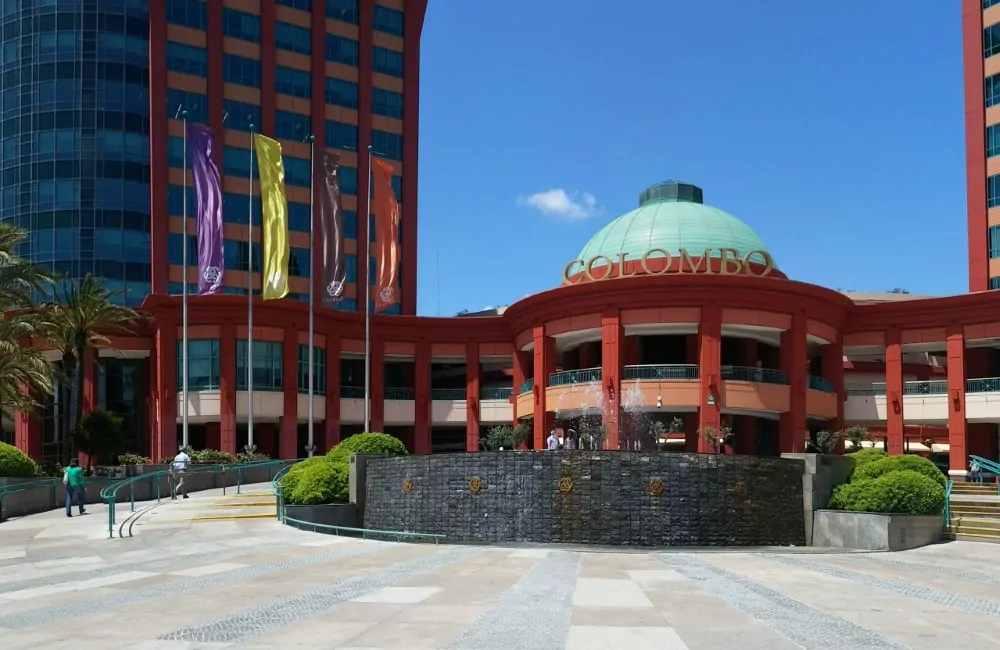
left=577, top=181, right=774, bottom=267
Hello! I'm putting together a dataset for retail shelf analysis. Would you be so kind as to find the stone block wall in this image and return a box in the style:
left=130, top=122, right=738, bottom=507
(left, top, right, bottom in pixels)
left=363, top=452, right=806, bottom=547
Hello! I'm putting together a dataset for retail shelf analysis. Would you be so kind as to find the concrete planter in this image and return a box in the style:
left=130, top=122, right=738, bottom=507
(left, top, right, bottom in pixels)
left=283, top=504, right=359, bottom=535
left=781, top=452, right=854, bottom=546
left=812, top=510, right=943, bottom=551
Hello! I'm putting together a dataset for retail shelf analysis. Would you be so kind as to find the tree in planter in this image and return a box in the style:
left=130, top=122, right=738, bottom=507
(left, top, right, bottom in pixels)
left=579, top=421, right=609, bottom=450
left=807, top=430, right=844, bottom=454
left=700, top=425, right=734, bottom=453
left=75, top=410, right=124, bottom=469
left=480, top=423, right=530, bottom=451
left=842, top=426, right=870, bottom=452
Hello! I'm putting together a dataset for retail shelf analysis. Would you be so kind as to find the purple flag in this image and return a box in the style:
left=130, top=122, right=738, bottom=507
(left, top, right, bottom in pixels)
left=188, top=123, right=224, bottom=295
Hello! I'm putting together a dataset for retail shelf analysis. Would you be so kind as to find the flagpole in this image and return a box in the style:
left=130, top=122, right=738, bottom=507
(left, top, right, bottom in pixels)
left=180, top=109, right=189, bottom=452
left=247, top=125, right=256, bottom=454
left=364, top=146, right=373, bottom=433
left=306, top=134, right=316, bottom=457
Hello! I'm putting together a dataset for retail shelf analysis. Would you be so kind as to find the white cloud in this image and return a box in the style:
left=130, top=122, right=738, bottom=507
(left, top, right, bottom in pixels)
left=516, top=189, right=602, bottom=221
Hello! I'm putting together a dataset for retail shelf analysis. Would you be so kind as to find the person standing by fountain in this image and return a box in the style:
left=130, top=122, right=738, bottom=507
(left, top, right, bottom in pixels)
left=547, top=430, right=560, bottom=450
left=564, top=429, right=577, bottom=450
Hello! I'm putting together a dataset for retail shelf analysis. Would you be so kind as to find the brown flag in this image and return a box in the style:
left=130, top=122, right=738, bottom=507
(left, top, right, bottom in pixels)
left=372, top=158, right=400, bottom=313
left=319, top=153, right=346, bottom=306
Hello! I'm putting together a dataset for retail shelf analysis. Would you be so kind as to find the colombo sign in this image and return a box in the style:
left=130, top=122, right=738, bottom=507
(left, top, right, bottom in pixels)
left=562, top=247, right=776, bottom=285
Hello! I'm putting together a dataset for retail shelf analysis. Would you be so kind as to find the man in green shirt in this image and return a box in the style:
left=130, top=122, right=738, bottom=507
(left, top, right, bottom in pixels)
left=64, top=459, right=86, bottom=517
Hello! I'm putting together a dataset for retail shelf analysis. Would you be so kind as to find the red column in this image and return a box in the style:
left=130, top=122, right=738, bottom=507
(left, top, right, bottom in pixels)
left=778, top=312, right=807, bottom=453
left=259, top=0, right=276, bottom=136
left=205, top=422, right=221, bottom=451
left=532, top=327, right=555, bottom=448
left=324, top=333, right=341, bottom=452
left=602, top=311, right=623, bottom=450
left=148, top=0, right=168, bottom=294
left=511, top=349, right=527, bottom=428
left=963, top=0, right=988, bottom=292
left=884, top=328, right=905, bottom=455
left=219, top=323, right=237, bottom=456
left=14, top=389, right=41, bottom=460
left=279, top=329, right=298, bottom=460
left=414, top=341, right=431, bottom=454
left=466, top=342, right=480, bottom=452
left=400, top=2, right=429, bottom=315
left=154, top=320, right=178, bottom=461
left=685, top=334, right=699, bottom=452
left=823, top=337, right=845, bottom=432
left=370, top=338, right=385, bottom=432
left=82, top=348, right=97, bottom=416
left=356, top=2, right=374, bottom=315
left=947, top=326, right=968, bottom=475
left=206, top=0, right=223, bottom=171
left=697, top=304, right=721, bottom=453
left=309, top=0, right=326, bottom=304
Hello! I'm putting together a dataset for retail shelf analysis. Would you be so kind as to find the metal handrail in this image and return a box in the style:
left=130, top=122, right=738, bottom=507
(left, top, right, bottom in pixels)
left=101, top=458, right=302, bottom=539
left=280, top=515, right=445, bottom=543
left=944, top=480, right=953, bottom=529
left=623, top=364, right=699, bottom=381
left=0, top=477, right=74, bottom=523
left=272, top=462, right=298, bottom=522
left=969, top=454, right=1000, bottom=496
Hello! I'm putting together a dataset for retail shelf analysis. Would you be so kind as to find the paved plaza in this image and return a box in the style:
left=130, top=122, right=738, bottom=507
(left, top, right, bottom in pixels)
left=2, top=487, right=1000, bottom=648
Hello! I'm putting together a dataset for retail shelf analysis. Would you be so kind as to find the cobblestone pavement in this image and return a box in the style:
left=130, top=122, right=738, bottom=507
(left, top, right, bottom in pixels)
left=3, top=490, right=1000, bottom=649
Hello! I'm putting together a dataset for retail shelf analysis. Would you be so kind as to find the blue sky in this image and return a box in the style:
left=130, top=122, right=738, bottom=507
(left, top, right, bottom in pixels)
left=415, top=1, right=965, bottom=316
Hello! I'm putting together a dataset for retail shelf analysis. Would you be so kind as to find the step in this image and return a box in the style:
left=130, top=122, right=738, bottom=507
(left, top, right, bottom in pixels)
left=946, top=523, right=1000, bottom=536
left=949, top=517, right=1000, bottom=531
left=951, top=485, right=998, bottom=494
left=943, top=532, right=1000, bottom=544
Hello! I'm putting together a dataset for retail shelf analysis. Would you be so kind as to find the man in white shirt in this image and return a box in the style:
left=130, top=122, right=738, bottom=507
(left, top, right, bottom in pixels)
left=547, top=430, right=560, bottom=451
left=171, top=447, right=191, bottom=499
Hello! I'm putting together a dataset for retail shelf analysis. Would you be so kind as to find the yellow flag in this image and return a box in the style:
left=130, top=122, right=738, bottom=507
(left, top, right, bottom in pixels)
left=254, top=133, right=289, bottom=300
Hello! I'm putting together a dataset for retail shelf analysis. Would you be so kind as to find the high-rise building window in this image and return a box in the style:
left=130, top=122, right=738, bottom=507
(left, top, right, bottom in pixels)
left=986, top=0, right=1000, bottom=9
left=372, top=46, right=403, bottom=77
left=326, top=34, right=359, bottom=66
left=372, top=87, right=403, bottom=119
left=222, top=53, right=261, bottom=88
left=167, top=233, right=196, bottom=265
left=275, top=110, right=311, bottom=141
left=283, top=156, right=311, bottom=187
left=278, top=0, right=312, bottom=10
left=989, top=74, right=1000, bottom=109
left=289, top=201, right=310, bottom=232
left=990, top=225, right=1000, bottom=259
left=167, top=0, right=207, bottom=30
left=986, top=23, right=1000, bottom=59
left=223, top=192, right=262, bottom=226
left=373, top=6, right=404, bottom=37
left=275, top=66, right=311, bottom=99
left=176, top=339, right=220, bottom=391
left=325, top=77, right=359, bottom=109
left=990, top=124, right=1000, bottom=158
left=989, top=174, right=1000, bottom=208
left=236, top=340, right=283, bottom=391
left=223, top=146, right=253, bottom=177
left=166, top=42, right=208, bottom=77
left=222, top=8, right=262, bottom=43
left=167, top=185, right=195, bottom=216
left=290, top=246, right=310, bottom=277
left=342, top=210, right=358, bottom=238
left=340, top=167, right=358, bottom=194
left=991, top=277, right=1000, bottom=290
left=326, top=0, right=358, bottom=24
left=325, top=120, right=358, bottom=151
left=276, top=22, right=311, bottom=55
left=223, top=99, right=261, bottom=132
left=371, top=130, right=402, bottom=161
left=166, top=89, right=207, bottom=123
left=297, top=345, right=326, bottom=394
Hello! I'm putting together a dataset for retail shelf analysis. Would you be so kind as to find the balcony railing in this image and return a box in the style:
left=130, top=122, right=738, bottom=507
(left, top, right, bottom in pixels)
left=518, top=378, right=534, bottom=395
left=846, top=383, right=885, bottom=396
left=481, top=387, right=513, bottom=400
left=721, top=366, right=788, bottom=385
left=548, top=368, right=602, bottom=387
left=623, top=364, right=699, bottom=381
left=807, top=375, right=834, bottom=393
left=968, top=377, right=1000, bottom=393
left=431, top=388, right=466, bottom=400
left=385, top=387, right=414, bottom=400
left=903, top=380, right=947, bottom=395
left=341, top=385, right=364, bottom=398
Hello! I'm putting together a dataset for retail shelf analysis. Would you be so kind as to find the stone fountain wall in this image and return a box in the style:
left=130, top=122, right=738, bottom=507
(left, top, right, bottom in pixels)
left=363, top=452, right=806, bottom=547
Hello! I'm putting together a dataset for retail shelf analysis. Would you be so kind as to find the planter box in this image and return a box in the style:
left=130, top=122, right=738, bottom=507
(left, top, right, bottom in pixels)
left=283, top=504, right=359, bottom=535
left=813, top=510, right=942, bottom=551
left=781, top=453, right=854, bottom=546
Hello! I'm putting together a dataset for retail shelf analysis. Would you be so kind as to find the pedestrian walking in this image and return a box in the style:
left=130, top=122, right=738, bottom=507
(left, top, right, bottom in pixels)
left=971, top=459, right=983, bottom=484
left=171, top=447, right=191, bottom=499
left=64, top=459, right=86, bottom=517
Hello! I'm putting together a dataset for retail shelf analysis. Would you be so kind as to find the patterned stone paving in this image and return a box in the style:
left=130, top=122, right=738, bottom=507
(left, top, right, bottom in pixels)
left=4, top=486, right=1000, bottom=648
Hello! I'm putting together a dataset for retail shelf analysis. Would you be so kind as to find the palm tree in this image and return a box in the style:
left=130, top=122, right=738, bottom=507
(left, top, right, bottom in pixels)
left=43, top=275, right=143, bottom=461
left=0, top=225, right=53, bottom=427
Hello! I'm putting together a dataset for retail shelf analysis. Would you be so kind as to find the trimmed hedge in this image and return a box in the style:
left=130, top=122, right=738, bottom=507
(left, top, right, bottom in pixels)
left=0, top=442, right=37, bottom=478
left=828, top=470, right=944, bottom=516
left=327, top=432, right=409, bottom=463
left=280, top=456, right=329, bottom=496
left=852, top=454, right=946, bottom=487
left=845, top=447, right=886, bottom=469
left=288, top=461, right=349, bottom=506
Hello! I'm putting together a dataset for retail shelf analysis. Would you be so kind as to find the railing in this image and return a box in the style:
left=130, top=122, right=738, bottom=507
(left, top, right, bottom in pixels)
left=623, top=364, right=699, bottom=381
left=518, top=378, right=534, bottom=394
left=969, top=454, right=1000, bottom=496
left=272, top=462, right=297, bottom=522
left=384, top=387, right=414, bottom=400
left=481, top=387, right=513, bottom=400
left=903, top=380, right=948, bottom=395
left=966, top=377, right=1000, bottom=393
left=341, top=385, right=364, bottom=398
left=100, top=459, right=301, bottom=539
left=431, top=388, right=466, bottom=400
left=548, top=368, right=602, bottom=387
left=845, top=383, right=886, bottom=396
left=721, top=366, right=788, bottom=385
left=807, top=375, right=834, bottom=393
left=944, top=480, right=953, bottom=527
left=0, top=477, right=71, bottom=522
left=280, top=515, right=446, bottom=543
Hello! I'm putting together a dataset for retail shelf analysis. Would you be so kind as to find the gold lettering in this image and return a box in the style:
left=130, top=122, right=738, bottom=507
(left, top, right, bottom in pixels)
left=718, top=248, right=743, bottom=274
left=742, top=249, right=775, bottom=277
left=562, top=259, right=584, bottom=285
left=679, top=248, right=713, bottom=274
left=585, top=255, right=614, bottom=281
left=616, top=253, right=636, bottom=278
left=640, top=248, right=671, bottom=275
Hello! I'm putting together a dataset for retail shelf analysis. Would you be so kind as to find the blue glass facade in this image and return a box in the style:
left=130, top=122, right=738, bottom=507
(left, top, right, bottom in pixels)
left=1, top=0, right=152, bottom=305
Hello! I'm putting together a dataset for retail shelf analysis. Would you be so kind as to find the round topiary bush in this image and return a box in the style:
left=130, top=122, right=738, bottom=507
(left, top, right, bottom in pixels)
left=0, top=442, right=37, bottom=477
left=836, top=470, right=945, bottom=515
left=327, top=432, right=408, bottom=463
left=280, top=456, right=330, bottom=496
left=852, top=454, right=946, bottom=487
left=845, top=447, right=887, bottom=468
left=827, top=479, right=875, bottom=511
left=287, top=461, right=349, bottom=505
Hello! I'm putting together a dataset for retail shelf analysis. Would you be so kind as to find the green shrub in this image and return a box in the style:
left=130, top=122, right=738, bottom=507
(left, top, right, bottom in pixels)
left=287, top=461, right=349, bottom=505
left=327, top=432, right=408, bottom=463
left=845, top=447, right=886, bottom=468
left=852, top=454, right=946, bottom=487
left=235, top=451, right=270, bottom=463
left=189, top=449, right=236, bottom=464
left=834, top=470, right=945, bottom=515
left=827, top=479, right=875, bottom=511
left=117, top=453, right=152, bottom=466
left=0, top=442, right=37, bottom=477
left=280, top=457, right=330, bottom=496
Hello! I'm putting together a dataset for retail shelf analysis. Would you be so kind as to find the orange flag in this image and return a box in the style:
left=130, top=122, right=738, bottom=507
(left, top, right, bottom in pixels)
left=372, top=158, right=400, bottom=313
